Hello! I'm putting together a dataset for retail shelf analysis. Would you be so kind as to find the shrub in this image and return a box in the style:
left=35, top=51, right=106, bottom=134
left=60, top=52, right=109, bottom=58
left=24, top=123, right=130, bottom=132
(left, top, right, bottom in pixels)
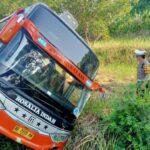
left=106, top=99, right=150, bottom=150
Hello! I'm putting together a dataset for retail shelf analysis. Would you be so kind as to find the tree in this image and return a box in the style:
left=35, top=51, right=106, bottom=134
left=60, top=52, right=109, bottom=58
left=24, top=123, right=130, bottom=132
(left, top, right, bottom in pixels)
left=61, top=0, right=132, bottom=41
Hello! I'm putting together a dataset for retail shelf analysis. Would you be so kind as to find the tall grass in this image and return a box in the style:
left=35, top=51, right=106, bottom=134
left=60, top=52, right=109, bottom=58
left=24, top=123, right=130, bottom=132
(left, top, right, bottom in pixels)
left=65, top=83, right=137, bottom=150
left=65, top=122, right=117, bottom=150
left=92, top=39, right=150, bottom=64
left=90, top=39, right=150, bottom=84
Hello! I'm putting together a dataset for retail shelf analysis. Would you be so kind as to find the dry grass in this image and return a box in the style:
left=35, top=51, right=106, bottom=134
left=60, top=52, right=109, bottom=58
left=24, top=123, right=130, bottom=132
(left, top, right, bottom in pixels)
left=92, top=39, right=150, bottom=52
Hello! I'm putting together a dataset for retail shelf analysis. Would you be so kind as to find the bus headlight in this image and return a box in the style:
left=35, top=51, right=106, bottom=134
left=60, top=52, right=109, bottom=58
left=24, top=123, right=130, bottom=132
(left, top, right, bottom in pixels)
left=50, top=134, right=69, bottom=143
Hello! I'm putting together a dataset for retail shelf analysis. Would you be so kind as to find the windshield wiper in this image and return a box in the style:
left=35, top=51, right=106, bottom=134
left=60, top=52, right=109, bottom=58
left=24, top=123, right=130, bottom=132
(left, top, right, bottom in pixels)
left=0, top=81, right=32, bottom=91
left=0, top=81, right=59, bottom=111
left=0, top=81, right=47, bottom=99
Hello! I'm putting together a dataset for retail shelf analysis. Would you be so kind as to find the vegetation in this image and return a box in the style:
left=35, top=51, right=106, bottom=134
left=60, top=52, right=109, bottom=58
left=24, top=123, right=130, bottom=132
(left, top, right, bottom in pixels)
left=0, top=0, right=150, bottom=41
left=0, top=0, right=150, bottom=150
left=108, top=99, right=150, bottom=150
left=66, top=83, right=150, bottom=150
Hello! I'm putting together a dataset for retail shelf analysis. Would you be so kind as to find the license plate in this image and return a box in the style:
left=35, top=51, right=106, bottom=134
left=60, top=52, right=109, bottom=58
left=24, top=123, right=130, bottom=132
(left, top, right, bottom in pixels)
left=13, top=126, right=34, bottom=140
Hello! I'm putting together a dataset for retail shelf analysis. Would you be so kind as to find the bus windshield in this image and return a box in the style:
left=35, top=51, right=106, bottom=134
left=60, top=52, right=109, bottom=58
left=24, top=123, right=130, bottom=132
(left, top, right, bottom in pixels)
left=0, top=30, right=87, bottom=111
left=27, top=5, right=99, bottom=79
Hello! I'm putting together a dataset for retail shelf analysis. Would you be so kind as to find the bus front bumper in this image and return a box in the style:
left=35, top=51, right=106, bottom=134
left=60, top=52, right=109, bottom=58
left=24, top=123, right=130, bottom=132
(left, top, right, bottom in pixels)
left=0, top=110, right=66, bottom=150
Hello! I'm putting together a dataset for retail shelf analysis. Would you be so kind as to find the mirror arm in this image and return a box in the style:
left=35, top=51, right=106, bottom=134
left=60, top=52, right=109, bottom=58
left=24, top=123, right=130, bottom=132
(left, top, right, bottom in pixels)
left=91, top=81, right=105, bottom=93
left=99, top=86, right=105, bottom=93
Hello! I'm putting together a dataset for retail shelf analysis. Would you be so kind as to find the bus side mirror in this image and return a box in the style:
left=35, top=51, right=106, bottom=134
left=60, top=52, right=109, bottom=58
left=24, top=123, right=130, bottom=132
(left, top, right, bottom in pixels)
left=59, top=11, right=78, bottom=30
left=99, top=87, right=105, bottom=93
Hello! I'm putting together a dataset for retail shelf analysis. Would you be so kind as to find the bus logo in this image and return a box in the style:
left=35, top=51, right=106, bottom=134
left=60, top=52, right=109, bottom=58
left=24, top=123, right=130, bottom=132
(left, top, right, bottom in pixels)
left=28, top=116, right=36, bottom=124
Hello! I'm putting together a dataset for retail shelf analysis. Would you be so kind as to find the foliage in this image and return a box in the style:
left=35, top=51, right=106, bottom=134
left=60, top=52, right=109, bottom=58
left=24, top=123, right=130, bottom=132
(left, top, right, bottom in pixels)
left=109, top=0, right=150, bottom=38
left=62, top=0, right=131, bottom=41
left=110, top=12, right=150, bottom=38
left=1, top=0, right=150, bottom=40
left=107, top=98, right=150, bottom=150
left=132, top=0, right=150, bottom=14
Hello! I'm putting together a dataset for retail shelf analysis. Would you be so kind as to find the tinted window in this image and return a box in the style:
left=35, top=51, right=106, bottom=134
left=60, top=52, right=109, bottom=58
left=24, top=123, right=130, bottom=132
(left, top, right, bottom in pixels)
left=28, top=6, right=99, bottom=79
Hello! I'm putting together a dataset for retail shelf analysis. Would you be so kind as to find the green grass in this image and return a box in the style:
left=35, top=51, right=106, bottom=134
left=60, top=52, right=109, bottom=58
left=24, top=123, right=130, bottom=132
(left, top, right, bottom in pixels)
left=65, top=83, right=137, bottom=150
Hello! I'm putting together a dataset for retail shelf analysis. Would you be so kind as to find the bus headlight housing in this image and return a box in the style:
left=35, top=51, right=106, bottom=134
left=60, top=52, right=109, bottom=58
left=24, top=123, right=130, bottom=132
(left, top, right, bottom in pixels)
left=50, top=134, right=69, bottom=143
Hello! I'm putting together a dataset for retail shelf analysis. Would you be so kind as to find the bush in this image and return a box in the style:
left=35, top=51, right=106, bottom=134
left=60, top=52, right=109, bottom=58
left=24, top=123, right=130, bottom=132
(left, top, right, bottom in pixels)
left=106, top=99, right=150, bottom=150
